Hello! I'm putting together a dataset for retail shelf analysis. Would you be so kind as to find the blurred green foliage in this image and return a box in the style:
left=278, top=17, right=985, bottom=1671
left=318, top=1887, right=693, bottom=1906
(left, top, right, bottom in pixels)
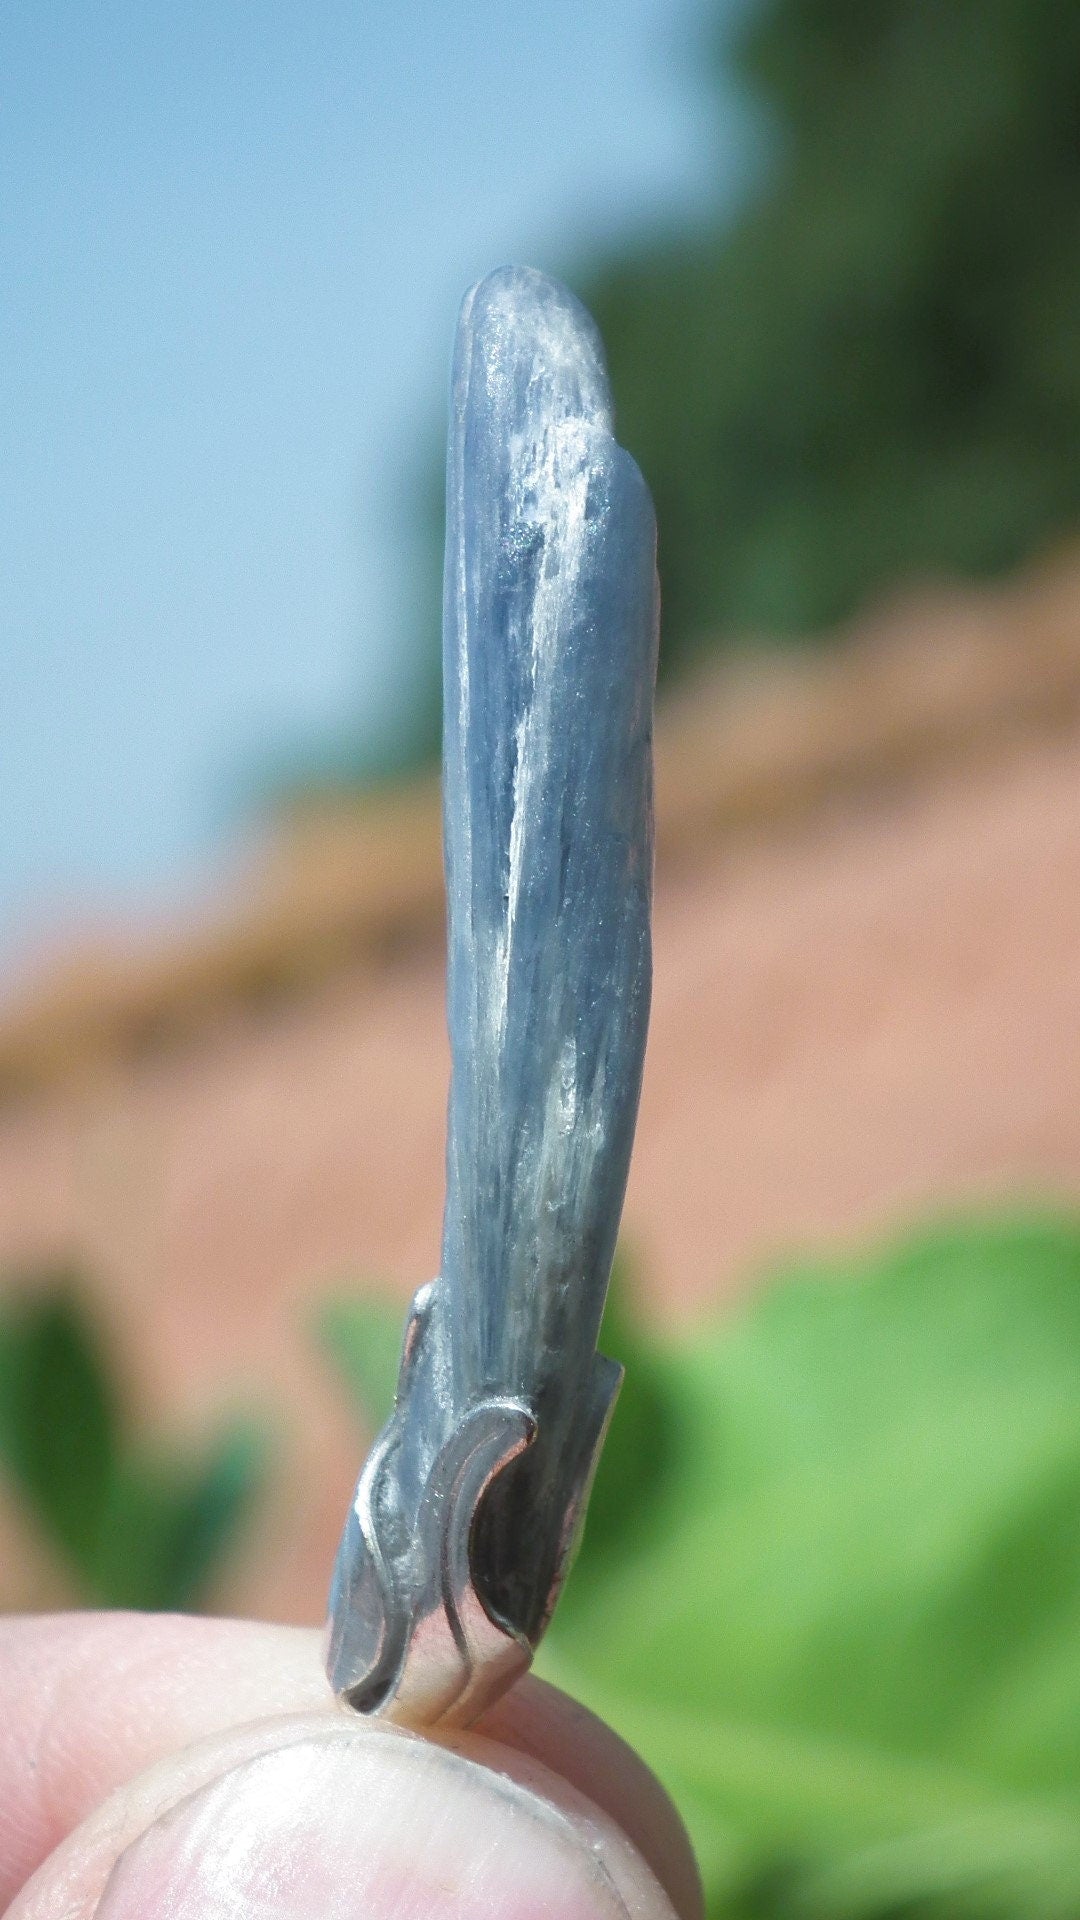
left=0, top=1274, right=265, bottom=1610
left=316, top=1289, right=411, bottom=1427
left=390, top=0, right=1080, bottom=771
left=322, top=1215, right=1080, bottom=1919
left=296, top=1, right=1080, bottom=789
left=580, top=0, right=1080, bottom=673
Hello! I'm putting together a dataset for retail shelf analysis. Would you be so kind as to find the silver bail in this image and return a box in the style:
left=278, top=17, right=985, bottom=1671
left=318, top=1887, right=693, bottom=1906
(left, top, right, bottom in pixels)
left=326, top=265, right=659, bottom=1728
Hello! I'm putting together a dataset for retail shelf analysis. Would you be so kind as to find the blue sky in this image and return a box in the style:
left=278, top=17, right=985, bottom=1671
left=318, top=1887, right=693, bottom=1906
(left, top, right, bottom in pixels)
left=1, top=0, right=747, bottom=972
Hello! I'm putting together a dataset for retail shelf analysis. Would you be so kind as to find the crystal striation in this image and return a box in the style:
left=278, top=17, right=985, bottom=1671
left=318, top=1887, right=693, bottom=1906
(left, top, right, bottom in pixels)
left=326, top=265, right=659, bottom=1726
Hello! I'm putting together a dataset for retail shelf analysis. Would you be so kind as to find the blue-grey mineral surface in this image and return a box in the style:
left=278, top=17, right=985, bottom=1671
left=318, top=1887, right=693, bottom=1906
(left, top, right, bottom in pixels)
left=328, top=265, right=658, bottom=1717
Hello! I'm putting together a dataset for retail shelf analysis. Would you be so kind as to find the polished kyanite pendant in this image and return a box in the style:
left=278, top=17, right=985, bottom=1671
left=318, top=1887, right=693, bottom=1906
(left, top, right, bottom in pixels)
left=326, top=265, right=659, bottom=1728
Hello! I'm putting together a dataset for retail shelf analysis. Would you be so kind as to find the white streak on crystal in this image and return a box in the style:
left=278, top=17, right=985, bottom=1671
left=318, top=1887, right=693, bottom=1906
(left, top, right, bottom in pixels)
left=493, top=416, right=593, bottom=1054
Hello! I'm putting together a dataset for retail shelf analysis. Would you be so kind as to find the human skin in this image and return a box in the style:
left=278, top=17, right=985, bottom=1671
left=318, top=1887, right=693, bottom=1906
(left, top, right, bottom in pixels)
left=0, top=1614, right=703, bottom=1920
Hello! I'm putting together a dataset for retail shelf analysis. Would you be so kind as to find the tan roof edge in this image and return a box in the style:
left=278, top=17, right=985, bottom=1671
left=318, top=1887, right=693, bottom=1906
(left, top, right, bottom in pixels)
left=3, top=548, right=1080, bottom=1101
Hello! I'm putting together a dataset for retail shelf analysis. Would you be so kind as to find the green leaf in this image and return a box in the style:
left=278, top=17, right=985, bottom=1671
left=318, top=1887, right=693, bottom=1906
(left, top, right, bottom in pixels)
left=89, top=1420, right=267, bottom=1612
left=0, top=1270, right=267, bottom=1611
left=536, top=1214, right=1080, bottom=1918
left=316, top=1290, right=409, bottom=1430
left=563, top=1250, right=681, bottom=1583
left=0, top=1279, right=119, bottom=1581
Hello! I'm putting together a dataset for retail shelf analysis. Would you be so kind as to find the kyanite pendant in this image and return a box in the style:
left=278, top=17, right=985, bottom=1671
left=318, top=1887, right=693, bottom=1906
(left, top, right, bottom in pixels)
left=326, top=265, right=659, bottom=1729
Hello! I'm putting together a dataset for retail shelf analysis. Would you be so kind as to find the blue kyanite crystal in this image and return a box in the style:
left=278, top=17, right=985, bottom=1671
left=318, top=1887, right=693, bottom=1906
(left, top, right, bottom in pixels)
left=327, top=265, right=658, bottom=1722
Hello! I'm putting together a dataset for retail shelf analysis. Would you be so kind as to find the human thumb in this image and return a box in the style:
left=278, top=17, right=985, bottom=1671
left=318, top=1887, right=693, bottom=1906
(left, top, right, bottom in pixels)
left=11, top=1710, right=687, bottom=1920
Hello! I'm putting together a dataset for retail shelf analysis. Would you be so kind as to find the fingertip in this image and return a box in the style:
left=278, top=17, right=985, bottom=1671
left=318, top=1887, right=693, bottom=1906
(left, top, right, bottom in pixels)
left=0, top=1613, right=330, bottom=1907
left=14, top=1717, right=683, bottom=1920
left=1, top=1619, right=701, bottom=1920
left=474, top=1677, right=703, bottom=1920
